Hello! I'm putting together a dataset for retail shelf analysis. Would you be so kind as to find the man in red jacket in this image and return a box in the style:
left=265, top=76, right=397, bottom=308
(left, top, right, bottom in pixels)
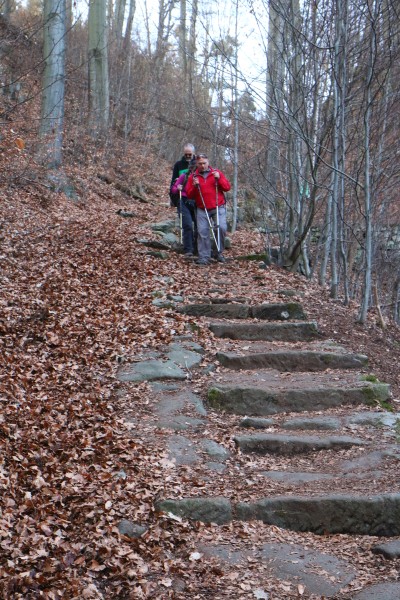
left=186, top=154, right=231, bottom=265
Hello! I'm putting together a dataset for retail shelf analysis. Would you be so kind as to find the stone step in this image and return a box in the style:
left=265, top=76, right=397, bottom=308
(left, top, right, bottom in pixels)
left=216, top=349, right=368, bottom=371
left=178, top=302, right=306, bottom=320
left=209, top=321, right=319, bottom=341
left=233, top=433, right=367, bottom=455
left=207, top=370, right=390, bottom=415
left=155, top=492, right=400, bottom=536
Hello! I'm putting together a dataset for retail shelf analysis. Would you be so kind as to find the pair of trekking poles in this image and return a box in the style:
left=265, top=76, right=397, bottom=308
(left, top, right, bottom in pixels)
left=193, top=176, right=221, bottom=254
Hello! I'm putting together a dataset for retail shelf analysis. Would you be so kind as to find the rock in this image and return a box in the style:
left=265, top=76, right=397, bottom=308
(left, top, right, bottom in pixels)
left=262, top=471, right=334, bottom=484
left=240, top=417, right=275, bottom=429
left=234, top=433, right=366, bottom=455
left=150, top=220, right=175, bottom=233
left=259, top=542, right=356, bottom=597
left=216, top=349, right=368, bottom=372
left=116, top=342, right=203, bottom=382
left=167, top=435, right=199, bottom=466
left=152, top=299, right=175, bottom=308
left=352, top=582, right=400, bottom=599
left=117, top=359, right=186, bottom=382
left=137, top=238, right=170, bottom=249
left=236, top=493, right=400, bottom=536
left=178, top=303, right=250, bottom=319
left=282, top=416, right=341, bottom=430
left=118, top=519, right=147, bottom=538
left=156, top=497, right=232, bottom=524
left=167, top=294, right=184, bottom=303
left=156, top=415, right=205, bottom=431
left=116, top=209, right=135, bottom=218
left=200, top=439, right=230, bottom=461
left=371, top=540, right=400, bottom=559
left=166, top=346, right=203, bottom=369
left=146, top=250, right=169, bottom=259
left=207, top=376, right=390, bottom=416
left=209, top=321, right=319, bottom=341
left=250, top=302, right=306, bottom=320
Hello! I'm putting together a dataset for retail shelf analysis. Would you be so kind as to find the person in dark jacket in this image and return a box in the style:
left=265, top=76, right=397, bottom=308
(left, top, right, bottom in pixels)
left=186, top=154, right=231, bottom=265
left=170, top=143, right=196, bottom=187
left=170, top=160, right=197, bottom=257
left=169, top=143, right=196, bottom=255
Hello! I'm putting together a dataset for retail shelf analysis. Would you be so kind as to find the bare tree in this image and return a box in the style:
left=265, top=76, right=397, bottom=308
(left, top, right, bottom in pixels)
left=39, top=0, right=66, bottom=167
left=88, top=0, right=110, bottom=134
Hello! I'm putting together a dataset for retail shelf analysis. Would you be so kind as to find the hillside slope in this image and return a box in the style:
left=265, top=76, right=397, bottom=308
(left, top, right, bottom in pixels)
left=0, top=148, right=399, bottom=598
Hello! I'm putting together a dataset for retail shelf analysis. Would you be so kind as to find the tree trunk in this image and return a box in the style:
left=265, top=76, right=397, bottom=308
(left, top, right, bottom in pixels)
left=88, top=0, right=110, bottom=135
left=39, top=0, right=66, bottom=168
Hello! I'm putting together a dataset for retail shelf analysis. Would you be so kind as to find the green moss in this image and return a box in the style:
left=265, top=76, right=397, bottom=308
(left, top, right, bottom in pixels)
left=361, top=374, right=379, bottom=383
left=322, top=354, right=334, bottom=365
left=207, top=388, right=221, bottom=403
left=378, top=400, right=394, bottom=412
left=361, top=383, right=391, bottom=407
left=236, top=253, right=268, bottom=262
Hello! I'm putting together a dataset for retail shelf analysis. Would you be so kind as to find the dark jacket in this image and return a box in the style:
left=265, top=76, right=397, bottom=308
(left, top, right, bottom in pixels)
left=186, top=168, right=230, bottom=211
left=171, top=156, right=192, bottom=186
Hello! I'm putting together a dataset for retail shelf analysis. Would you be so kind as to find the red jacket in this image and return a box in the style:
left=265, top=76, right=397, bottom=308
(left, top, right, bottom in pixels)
left=186, top=168, right=230, bottom=211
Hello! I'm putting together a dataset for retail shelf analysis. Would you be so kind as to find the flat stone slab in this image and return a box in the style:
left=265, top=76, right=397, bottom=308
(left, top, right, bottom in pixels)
left=259, top=542, right=356, bottom=597
left=156, top=497, right=232, bottom=524
left=201, top=542, right=355, bottom=597
left=346, top=411, right=400, bottom=428
left=339, top=448, right=399, bottom=473
left=237, top=493, right=400, bottom=536
left=262, top=471, right=334, bottom=483
left=178, top=302, right=306, bottom=320
left=282, top=416, right=341, bottom=430
left=117, top=359, right=187, bottom=382
left=156, top=415, right=205, bottom=431
left=234, top=433, right=366, bottom=455
left=178, top=303, right=250, bottom=319
left=251, top=302, right=306, bottom=320
left=167, top=435, right=199, bottom=466
left=209, top=321, right=319, bottom=341
left=216, top=349, right=368, bottom=372
left=352, top=582, right=400, bottom=599
left=200, top=439, right=231, bottom=461
left=157, top=493, right=400, bottom=535
left=240, top=417, right=275, bottom=429
left=207, top=371, right=390, bottom=415
left=371, top=540, right=400, bottom=559
left=116, top=343, right=203, bottom=382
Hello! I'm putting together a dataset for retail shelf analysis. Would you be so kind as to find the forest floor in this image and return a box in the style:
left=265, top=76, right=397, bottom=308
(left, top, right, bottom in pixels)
left=1, top=145, right=400, bottom=598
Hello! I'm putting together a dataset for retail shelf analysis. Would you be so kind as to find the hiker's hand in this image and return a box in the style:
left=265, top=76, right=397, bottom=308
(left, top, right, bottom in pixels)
left=177, top=184, right=183, bottom=191
left=193, top=176, right=199, bottom=185
left=213, top=171, right=220, bottom=180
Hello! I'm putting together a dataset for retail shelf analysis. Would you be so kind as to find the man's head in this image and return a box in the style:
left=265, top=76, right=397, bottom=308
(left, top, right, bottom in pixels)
left=183, top=144, right=195, bottom=160
left=196, top=154, right=209, bottom=173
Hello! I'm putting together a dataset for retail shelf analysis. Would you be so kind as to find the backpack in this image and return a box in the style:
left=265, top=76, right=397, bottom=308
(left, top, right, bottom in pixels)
left=169, top=171, right=191, bottom=207
left=169, top=186, right=180, bottom=207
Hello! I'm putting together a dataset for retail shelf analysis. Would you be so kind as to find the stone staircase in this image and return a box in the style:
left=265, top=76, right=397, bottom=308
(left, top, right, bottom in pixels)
left=118, top=296, right=400, bottom=599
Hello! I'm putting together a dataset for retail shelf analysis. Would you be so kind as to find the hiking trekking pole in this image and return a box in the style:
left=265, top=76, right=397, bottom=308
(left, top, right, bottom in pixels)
left=214, top=176, right=221, bottom=254
left=195, top=181, right=219, bottom=251
left=179, top=190, right=183, bottom=246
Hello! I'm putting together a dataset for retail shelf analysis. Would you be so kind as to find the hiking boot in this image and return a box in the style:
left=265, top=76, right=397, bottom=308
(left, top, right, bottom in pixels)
left=184, top=252, right=194, bottom=259
left=216, top=254, right=226, bottom=263
left=195, top=258, right=210, bottom=266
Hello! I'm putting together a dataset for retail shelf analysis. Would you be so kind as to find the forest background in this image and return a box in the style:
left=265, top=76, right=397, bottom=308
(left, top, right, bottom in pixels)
left=1, top=0, right=400, bottom=323
left=1, top=0, right=400, bottom=597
